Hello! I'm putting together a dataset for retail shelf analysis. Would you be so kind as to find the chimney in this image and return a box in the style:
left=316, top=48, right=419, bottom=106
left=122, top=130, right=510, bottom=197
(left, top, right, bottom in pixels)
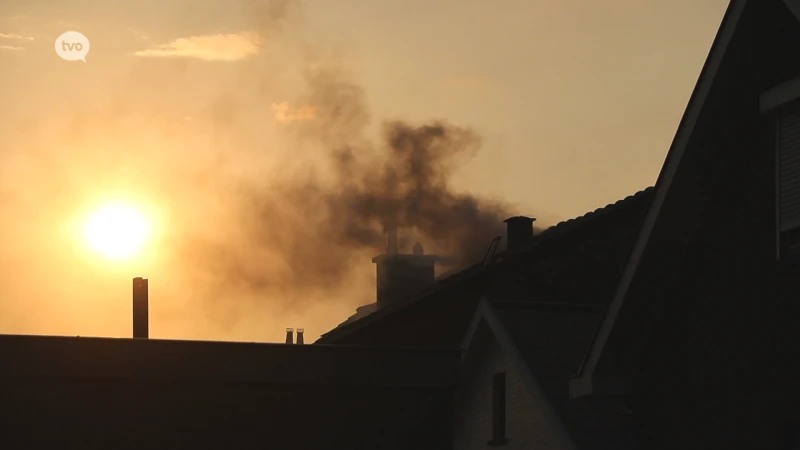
left=296, top=328, right=305, bottom=345
left=285, top=328, right=294, bottom=344
left=504, top=216, right=535, bottom=251
left=372, top=228, right=439, bottom=310
left=132, top=277, right=149, bottom=339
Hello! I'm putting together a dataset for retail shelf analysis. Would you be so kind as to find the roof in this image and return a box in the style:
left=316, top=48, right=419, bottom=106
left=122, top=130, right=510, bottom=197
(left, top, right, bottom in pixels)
left=316, top=186, right=655, bottom=346
left=0, top=333, right=460, bottom=389
left=570, top=0, right=800, bottom=398
left=461, top=300, right=626, bottom=450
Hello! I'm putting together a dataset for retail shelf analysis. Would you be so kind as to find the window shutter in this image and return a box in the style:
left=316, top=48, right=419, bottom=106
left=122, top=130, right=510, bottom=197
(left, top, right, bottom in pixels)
left=778, top=110, right=800, bottom=231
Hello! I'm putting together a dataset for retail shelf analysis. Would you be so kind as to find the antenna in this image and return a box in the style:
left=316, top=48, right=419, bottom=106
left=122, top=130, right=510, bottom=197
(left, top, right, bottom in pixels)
left=483, top=236, right=502, bottom=266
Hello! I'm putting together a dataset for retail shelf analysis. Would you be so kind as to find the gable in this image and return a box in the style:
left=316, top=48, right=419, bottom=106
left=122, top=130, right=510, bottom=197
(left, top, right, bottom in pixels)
left=459, top=301, right=631, bottom=449
left=784, top=0, right=800, bottom=21
left=457, top=318, right=577, bottom=450
left=571, top=0, right=800, bottom=397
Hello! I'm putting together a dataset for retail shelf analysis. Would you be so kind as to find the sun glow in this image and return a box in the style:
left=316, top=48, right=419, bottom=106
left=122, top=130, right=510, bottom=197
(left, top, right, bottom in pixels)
left=83, top=203, right=152, bottom=261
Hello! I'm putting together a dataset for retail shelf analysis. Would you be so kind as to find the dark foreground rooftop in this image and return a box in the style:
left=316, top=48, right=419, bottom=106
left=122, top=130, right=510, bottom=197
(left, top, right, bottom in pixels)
left=0, top=333, right=460, bottom=388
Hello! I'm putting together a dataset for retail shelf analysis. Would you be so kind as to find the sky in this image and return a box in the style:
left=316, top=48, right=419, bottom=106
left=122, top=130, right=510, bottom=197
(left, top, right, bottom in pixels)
left=0, top=0, right=729, bottom=343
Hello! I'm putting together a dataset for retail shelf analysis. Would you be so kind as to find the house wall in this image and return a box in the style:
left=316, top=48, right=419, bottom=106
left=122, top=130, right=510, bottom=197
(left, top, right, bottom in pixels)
left=0, top=377, right=454, bottom=450
left=604, top=1, right=800, bottom=449
left=454, top=336, right=568, bottom=450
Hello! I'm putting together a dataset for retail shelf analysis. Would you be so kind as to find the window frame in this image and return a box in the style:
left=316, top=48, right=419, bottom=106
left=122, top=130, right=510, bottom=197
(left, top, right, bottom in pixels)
left=760, top=78, right=800, bottom=262
left=774, top=105, right=800, bottom=263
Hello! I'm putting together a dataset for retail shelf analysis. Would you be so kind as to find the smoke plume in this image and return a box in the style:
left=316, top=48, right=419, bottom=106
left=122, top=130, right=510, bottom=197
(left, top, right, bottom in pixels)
left=0, top=0, right=536, bottom=341
left=186, top=59, right=515, bottom=309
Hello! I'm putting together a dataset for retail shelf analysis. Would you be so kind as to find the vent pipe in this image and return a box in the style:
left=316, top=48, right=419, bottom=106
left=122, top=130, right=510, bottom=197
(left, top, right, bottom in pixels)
left=285, top=328, right=294, bottom=344
left=132, top=277, right=149, bottom=339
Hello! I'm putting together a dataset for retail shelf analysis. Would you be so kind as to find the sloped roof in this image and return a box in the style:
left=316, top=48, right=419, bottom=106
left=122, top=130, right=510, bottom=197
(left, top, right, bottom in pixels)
left=571, top=0, right=800, bottom=398
left=316, top=186, right=655, bottom=346
left=462, top=300, right=627, bottom=450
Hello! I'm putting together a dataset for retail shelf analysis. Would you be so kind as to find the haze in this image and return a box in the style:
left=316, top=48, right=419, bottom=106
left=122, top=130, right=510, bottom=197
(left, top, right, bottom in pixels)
left=0, top=0, right=727, bottom=343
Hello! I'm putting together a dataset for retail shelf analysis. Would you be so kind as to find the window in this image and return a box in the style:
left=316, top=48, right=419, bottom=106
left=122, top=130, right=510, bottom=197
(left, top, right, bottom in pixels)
left=488, top=372, right=507, bottom=446
left=777, top=109, right=800, bottom=260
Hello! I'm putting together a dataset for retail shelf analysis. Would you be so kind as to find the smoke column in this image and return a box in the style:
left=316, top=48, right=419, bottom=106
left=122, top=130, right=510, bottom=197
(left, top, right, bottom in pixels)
left=0, top=0, right=550, bottom=341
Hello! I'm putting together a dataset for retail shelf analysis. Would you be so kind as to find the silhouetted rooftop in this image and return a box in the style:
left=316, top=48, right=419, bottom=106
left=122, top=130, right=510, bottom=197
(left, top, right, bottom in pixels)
left=0, top=333, right=459, bottom=388
left=317, top=186, right=655, bottom=346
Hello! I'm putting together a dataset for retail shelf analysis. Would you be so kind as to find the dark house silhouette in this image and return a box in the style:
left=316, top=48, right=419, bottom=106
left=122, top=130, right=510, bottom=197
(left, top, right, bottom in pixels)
left=316, top=190, right=656, bottom=449
left=316, top=189, right=656, bottom=449
left=565, top=0, right=800, bottom=448
left=0, top=334, right=458, bottom=450
left=8, top=0, right=795, bottom=448
left=316, top=187, right=654, bottom=349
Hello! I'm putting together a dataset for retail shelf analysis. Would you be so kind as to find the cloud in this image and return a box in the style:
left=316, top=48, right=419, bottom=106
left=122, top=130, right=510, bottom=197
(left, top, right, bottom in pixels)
left=0, top=45, right=23, bottom=51
left=271, top=102, right=317, bottom=122
left=0, top=32, right=34, bottom=41
left=134, top=32, right=260, bottom=61
left=443, top=75, right=489, bottom=89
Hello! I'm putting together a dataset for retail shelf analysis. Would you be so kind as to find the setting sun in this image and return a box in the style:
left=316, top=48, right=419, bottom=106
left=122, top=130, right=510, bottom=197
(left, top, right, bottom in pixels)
left=83, top=203, right=152, bottom=261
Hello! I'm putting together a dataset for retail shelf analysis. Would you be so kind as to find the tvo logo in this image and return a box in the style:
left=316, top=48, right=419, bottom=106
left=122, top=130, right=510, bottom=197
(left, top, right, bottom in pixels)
left=55, top=31, right=90, bottom=62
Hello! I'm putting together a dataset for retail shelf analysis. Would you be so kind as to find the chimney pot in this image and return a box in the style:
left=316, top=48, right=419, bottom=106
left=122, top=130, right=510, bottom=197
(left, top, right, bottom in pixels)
left=413, top=242, right=424, bottom=255
left=285, top=328, right=294, bottom=344
left=296, top=328, right=305, bottom=345
left=503, top=216, right=536, bottom=251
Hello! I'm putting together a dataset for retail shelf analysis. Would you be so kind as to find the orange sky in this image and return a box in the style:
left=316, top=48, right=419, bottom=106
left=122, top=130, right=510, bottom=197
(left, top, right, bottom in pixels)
left=0, top=0, right=729, bottom=343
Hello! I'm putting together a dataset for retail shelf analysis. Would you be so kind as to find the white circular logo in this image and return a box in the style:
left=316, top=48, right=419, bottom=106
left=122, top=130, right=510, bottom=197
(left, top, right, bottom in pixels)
left=55, top=31, right=90, bottom=62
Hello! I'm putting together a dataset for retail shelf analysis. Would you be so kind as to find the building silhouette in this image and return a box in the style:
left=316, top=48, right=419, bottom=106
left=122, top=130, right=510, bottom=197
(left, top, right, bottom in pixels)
left=4, top=0, right=799, bottom=448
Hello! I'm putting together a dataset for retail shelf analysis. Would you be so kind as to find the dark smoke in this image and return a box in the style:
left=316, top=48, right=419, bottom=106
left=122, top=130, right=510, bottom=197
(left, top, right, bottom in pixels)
left=188, top=93, right=515, bottom=307
left=327, top=120, right=512, bottom=266
left=194, top=120, right=514, bottom=301
left=181, top=0, right=524, bottom=314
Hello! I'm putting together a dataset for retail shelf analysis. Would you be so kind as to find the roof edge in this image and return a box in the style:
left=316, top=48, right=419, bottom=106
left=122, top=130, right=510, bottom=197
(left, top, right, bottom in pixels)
left=316, top=186, right=654, bottom=345
left=569, top=0, right=749, bottom=397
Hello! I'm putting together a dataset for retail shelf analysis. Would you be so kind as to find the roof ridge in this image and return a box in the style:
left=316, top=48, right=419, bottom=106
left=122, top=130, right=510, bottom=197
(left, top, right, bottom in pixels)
left=316, top=186, right=655, bottom=343
left=516, top=186, right=655, bottom=247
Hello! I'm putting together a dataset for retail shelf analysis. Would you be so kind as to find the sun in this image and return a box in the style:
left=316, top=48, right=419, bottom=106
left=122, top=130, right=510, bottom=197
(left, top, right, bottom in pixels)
left=83, top=203, right=152, bottom=261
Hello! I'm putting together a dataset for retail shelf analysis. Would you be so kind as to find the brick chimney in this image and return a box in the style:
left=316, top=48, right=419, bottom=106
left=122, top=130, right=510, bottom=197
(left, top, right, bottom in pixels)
left=504, top=216, right=535, bottom=251
left=285, top=328, right=294, bottom=344
left=296, top=328, right=305, bottom=345
left=372, top=225, right=439, bottom=310
left=132, top=277, right=149, bottom=339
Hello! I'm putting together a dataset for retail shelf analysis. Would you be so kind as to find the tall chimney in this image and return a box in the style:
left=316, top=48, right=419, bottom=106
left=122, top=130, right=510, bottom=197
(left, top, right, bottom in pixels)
left=373, top=233, right=439, bottom=310
left=296, top=328, right=305, bottom=345
left=504, top=216, right=535, bottom=251
left=132, top=277, right=149, bottom=339
left=285, top=328, right=294, bottom=344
